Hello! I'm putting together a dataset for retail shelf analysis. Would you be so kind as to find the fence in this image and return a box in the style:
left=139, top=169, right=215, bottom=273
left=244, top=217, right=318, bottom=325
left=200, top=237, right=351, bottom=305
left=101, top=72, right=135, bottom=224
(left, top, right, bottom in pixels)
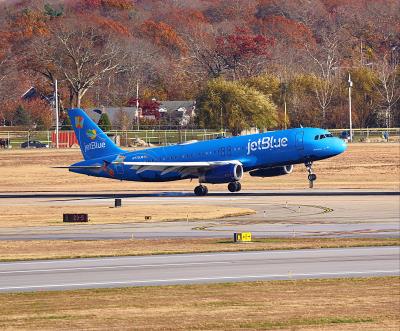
left=0, top=127, right=398, bottom=149
left=0, top=129, right=227, bottom=149
left=329, top=128, right=400, bottom=142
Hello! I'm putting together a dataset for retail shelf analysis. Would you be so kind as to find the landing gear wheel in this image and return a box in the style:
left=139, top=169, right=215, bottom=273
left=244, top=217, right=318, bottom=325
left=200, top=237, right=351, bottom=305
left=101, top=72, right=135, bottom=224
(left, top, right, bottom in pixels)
left=308, top=174, right=317, bottom=181
left=305, top=162, right=316, bottom=188
left=194, top=185, right=208, bottom=196
left=228, top=182, right=241, bottom=193
left=235, top=182, right=242, bottom=192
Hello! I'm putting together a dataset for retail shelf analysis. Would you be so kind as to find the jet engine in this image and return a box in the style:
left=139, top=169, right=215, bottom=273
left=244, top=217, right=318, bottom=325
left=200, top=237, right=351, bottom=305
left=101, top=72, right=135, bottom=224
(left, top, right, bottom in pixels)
left=200, top=164, right=243, bottom=184
left=249, top=165, right=293, bottom=177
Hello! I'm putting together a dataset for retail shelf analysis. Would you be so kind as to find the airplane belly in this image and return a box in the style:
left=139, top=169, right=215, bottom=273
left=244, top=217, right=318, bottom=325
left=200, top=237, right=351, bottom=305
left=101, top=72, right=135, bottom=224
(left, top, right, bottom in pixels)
left=128, top=169, right=187, bottom=182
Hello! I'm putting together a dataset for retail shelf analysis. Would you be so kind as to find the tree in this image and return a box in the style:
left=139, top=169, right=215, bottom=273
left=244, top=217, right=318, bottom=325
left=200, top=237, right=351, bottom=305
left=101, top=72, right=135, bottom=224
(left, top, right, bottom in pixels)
left=372, top=52, right=400, bottom=128
left=196, top=78, right=277, bottom=135
left=348, top=67, right=380, bottom=128
left=29, top=18, right=128, bottom=108
left=215, top=28, right=274, bottom=79
left=305, top=32, right=341, bottom=126
left=14, top=105, right=30, bottom=126
left=98, top=113, right=112, bottom=131
left=23, top=98, right=53, bottom=130
left=61, top=114, right=72, bottom=130
left=140, top=20, right=187, bottom=56
left=114, top=108, right=132, bottom=130
left=287, top=74, right=321, bottom=127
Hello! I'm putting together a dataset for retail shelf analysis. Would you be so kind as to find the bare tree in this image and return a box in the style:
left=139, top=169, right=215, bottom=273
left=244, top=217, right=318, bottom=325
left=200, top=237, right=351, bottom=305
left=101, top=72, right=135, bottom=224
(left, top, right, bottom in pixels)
left=30, top=21, right=128, bottom=108
left=372, top=51, right=400, bottom=129
left=305, top=32, right=340, bottom=126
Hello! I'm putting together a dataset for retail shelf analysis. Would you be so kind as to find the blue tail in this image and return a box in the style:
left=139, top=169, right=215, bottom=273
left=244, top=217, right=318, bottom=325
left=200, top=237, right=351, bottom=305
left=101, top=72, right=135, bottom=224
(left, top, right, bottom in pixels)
left=68, top=108, right=123, bottom=160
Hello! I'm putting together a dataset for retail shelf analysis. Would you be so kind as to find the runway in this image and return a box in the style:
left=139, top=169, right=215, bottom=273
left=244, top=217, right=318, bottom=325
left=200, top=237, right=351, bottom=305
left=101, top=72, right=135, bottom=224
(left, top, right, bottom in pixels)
left=0, top=189, right=398, bottom=240
left=0, top=246, right=398, bottom=292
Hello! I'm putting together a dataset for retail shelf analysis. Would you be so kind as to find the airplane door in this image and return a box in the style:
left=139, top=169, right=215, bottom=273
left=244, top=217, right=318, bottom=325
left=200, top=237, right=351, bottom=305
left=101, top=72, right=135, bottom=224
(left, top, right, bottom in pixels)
left=295, top=131, right=304, bottom=150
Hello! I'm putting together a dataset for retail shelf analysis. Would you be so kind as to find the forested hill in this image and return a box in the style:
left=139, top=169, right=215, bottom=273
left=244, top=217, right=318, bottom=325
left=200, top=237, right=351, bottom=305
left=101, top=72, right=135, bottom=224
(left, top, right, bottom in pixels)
left=0, top=0, right=399, bottom=130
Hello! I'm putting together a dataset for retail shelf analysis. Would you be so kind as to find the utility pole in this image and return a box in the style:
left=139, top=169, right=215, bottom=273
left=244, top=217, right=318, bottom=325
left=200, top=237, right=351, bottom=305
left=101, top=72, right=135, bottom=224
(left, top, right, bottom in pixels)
left=284, top=97, right=287, bottom=130
left=348, top=73, right=353, bottom=142
left=282, top=82, right=288, bottom=130
left=55, top=79, right=59, bottom=149
left=220, top=106, right=223, bottom=132
left=136, top=81, right=139, bottom=131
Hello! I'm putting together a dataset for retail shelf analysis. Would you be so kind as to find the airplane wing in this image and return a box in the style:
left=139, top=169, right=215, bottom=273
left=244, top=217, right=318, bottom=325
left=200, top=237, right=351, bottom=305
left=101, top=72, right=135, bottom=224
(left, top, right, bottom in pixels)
left=112, top=160, right=242, bottom=177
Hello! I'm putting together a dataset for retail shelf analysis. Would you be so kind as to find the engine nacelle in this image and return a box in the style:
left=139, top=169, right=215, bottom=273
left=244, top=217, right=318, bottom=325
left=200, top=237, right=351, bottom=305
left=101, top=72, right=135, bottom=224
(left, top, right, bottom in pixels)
left=200, top=164, right=243, bottom=184
left=249, top=165, right=293, bottom=177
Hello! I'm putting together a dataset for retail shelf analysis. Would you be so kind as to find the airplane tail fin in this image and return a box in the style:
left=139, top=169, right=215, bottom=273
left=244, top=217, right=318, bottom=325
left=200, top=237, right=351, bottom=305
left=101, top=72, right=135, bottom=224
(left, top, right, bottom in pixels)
left=68, top=108, right=123, bottom=160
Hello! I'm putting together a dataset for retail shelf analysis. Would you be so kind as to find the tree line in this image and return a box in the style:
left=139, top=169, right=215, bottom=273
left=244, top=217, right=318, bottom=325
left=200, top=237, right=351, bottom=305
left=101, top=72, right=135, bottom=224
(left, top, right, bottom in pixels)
left=0, top=0, right=399, bottom=133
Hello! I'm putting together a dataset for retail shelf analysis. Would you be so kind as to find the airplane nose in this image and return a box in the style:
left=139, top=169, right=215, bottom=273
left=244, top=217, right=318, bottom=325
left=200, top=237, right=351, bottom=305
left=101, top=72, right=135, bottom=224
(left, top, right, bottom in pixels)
left=333, top=138, right=347, bottom=155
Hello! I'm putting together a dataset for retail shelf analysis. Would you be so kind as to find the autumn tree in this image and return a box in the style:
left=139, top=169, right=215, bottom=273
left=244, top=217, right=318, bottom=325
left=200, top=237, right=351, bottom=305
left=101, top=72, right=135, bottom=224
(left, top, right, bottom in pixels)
left=215, top=28, right=273, bottom=79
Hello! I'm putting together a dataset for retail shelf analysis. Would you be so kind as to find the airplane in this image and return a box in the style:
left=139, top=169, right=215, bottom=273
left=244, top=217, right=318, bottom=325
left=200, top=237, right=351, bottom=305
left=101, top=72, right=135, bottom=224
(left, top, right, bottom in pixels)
left=58, top=108, right=347, bottom=196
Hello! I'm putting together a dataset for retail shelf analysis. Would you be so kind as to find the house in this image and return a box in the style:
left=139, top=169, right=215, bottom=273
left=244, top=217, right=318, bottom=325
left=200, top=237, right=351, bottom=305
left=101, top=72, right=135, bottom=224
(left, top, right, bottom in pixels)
left=21, top=86, right=54, bottom=104
left=89, top=101, right=196, bottom=128
left=158, top=100, right=196, bottom=126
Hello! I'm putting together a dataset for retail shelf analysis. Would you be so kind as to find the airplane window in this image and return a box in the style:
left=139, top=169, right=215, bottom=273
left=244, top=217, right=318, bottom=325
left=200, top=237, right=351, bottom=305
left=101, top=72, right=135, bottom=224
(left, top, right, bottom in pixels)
left=320, top=134, right=326, bottom=139
left=315, top=135, right=319, bottom=140
left=326, top=133, right=333, bottom=137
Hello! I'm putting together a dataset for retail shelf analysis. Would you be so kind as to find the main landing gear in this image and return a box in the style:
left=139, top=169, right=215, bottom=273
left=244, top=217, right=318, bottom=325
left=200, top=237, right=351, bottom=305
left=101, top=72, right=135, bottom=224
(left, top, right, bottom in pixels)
left=194, top=185, right=208, bottom=196
left=194, top=181, right=242, bottom=196
left=228, top=181, right=241, bottom=193
left=305, top=161, right=317, bottom=188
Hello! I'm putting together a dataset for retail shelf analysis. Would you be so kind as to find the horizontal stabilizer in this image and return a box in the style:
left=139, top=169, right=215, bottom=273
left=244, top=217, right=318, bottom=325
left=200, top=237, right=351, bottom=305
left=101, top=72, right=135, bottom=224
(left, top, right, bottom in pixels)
left=52, top=165, right=102, bottom=169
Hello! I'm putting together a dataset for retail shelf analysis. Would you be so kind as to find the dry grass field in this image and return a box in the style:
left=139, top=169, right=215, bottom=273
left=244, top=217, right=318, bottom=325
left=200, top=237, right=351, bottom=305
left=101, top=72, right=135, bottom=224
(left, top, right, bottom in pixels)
left=0, top=237, right=398, bottom=261
left=0, top=277, right=398, bottom=330
left=0, top=143, right=399, bottom=192
left=0, top=204, right=254, bottom=227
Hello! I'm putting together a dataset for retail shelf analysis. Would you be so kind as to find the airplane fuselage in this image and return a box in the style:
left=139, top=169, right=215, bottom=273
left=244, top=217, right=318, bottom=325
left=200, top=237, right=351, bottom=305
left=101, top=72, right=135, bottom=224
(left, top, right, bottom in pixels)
left=71, top=127, right=346, bottom=183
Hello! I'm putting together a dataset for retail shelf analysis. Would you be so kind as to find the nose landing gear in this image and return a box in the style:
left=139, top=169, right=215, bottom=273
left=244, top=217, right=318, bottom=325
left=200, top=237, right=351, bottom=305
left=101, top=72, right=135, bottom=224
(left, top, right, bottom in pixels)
left=305, top=162, right=317, bottom=188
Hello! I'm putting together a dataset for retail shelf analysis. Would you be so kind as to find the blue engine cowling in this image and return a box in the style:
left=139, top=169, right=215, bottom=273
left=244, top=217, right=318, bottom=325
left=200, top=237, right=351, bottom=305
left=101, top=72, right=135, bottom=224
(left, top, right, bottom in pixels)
left=200, top=164, right=243, bottom=184
left=249, top=165, right=293, bottom=177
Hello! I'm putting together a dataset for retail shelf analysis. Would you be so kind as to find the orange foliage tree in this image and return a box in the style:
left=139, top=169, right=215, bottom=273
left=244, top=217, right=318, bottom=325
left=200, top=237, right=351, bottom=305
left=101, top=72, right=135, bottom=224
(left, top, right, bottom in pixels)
left=140, top=20, right=187, bottom=56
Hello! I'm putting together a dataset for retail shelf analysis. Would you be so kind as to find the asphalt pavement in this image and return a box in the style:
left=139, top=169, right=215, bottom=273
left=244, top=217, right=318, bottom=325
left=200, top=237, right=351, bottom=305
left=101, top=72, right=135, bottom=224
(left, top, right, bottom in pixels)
left=0, top=246, right=399, bottom=292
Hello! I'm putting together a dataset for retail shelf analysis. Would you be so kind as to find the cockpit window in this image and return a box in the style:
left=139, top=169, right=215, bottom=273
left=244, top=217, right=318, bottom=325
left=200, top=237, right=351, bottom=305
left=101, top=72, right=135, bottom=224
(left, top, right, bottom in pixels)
left=316, top=133, right=334, bottom=140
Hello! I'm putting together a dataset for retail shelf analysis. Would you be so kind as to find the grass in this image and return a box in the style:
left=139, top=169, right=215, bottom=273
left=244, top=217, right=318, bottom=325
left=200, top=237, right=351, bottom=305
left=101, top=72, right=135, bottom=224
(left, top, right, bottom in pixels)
left=0, top=237, right=398, bottom=261
left=0, top=204, right=254, bottom=227
left=0, top=143, right=399, bottom=193
left=0, top=277, right=398, bottom=330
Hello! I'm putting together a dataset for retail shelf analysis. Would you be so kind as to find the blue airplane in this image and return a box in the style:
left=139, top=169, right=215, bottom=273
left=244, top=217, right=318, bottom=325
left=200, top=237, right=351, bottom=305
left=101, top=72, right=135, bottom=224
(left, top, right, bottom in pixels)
left=60, top=108, right=347, bottom=196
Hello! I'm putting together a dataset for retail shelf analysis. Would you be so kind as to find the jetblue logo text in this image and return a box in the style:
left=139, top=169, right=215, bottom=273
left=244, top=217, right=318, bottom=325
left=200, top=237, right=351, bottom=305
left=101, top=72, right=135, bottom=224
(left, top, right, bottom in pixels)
left=247, top=136, right=288, bottom=155
left=85, top=141, right=106, bottom=153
